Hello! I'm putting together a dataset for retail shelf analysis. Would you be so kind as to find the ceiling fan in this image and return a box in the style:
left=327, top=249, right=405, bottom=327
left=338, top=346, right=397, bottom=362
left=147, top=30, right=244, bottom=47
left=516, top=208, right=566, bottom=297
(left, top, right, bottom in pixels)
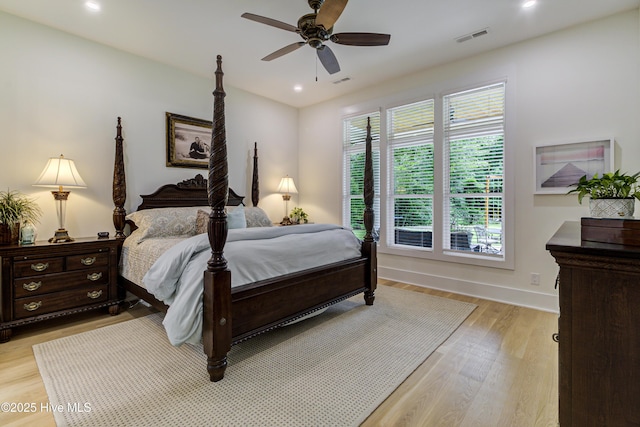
left=241, top=0, right=391, bottom=75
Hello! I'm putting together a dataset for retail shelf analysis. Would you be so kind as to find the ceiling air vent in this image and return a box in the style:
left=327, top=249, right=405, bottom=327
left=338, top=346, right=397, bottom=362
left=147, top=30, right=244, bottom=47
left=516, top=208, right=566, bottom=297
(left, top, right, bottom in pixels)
left=333, top=77, right=351, bottom=84
left=456, top=28, right=489, bottom=43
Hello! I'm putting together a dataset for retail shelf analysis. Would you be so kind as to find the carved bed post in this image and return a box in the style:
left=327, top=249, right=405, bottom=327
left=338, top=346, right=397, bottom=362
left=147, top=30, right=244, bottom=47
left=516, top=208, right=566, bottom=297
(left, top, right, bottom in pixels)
left=362, top=117, right=377, bottom=305
left=203, top=55, right=232, bottom=382
left=113, top=117, right=127, bottom=239
left=252, top=142, right=259, bottom=207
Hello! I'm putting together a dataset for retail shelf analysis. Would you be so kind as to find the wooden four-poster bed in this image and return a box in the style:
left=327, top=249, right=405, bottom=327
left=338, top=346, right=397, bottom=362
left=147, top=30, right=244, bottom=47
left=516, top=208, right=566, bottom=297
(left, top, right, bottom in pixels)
left=112, top=55, right=377, bottom=381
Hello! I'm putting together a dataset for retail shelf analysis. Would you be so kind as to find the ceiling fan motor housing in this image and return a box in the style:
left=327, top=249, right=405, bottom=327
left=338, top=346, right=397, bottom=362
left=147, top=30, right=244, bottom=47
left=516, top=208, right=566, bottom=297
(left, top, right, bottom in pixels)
left=298, top=13, right=331, bottom=48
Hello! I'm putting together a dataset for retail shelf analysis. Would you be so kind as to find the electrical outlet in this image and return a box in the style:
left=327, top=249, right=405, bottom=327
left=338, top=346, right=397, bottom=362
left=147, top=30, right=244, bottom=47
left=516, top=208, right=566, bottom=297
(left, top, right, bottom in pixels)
left=530, top=273, right=540, bottom=286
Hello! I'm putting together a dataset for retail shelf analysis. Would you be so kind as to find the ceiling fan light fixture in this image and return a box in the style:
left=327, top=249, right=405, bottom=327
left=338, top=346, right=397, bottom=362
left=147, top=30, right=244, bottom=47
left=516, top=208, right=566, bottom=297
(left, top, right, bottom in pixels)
left=309, top=39, right=323, bottom=49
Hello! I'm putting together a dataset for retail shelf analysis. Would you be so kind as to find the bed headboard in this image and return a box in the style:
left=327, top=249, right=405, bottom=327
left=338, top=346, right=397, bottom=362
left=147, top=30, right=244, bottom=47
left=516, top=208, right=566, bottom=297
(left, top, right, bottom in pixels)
left=136, top=174, right=244, bottom=211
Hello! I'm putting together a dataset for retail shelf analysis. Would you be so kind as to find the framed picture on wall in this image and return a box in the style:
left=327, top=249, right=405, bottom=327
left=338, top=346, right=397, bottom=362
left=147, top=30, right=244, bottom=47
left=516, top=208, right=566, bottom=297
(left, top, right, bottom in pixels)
left=166, top=112, right=212, bottom=169
left=533, top=138, right=614, bottom=194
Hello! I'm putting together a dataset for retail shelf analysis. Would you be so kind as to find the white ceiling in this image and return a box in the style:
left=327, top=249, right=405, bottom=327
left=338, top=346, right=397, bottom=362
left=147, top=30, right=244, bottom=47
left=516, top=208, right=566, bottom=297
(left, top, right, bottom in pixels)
left=1, top=0, right=638, bottom=108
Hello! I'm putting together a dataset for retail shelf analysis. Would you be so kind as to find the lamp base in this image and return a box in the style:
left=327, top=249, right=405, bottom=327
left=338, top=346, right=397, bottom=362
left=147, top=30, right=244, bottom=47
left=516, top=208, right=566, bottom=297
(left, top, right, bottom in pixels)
left=49, top=228, right=74, bottom=243
left=280, top=217, right=293, bottom=226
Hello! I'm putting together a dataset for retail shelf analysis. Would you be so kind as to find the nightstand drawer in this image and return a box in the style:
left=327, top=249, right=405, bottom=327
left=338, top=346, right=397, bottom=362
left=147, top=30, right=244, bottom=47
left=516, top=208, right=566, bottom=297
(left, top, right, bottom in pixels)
left=14, top=268, right=109, bottom=298
left=66, top=252, right=109, bottom=271
left=14, top=284, right=109, bottom=319
left=14, top=258, right=64, bottom=277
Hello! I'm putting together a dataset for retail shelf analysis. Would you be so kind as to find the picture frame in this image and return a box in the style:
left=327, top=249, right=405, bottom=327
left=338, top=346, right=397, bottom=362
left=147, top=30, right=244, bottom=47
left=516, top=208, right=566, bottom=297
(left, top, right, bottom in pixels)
left=166, top=112, right=212, bottom=169
left=533, top=138, right=614, bottom=194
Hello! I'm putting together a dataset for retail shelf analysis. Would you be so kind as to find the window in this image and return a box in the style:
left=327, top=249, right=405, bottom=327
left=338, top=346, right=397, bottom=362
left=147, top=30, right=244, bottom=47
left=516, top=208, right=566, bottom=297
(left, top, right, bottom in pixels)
left=387, top=99, right=435, bottom=249
left=342, top=112, right=380, bottom=240
left=444, top=83, right=505, bottom=256
left=342, top=81, right=509, bottom=267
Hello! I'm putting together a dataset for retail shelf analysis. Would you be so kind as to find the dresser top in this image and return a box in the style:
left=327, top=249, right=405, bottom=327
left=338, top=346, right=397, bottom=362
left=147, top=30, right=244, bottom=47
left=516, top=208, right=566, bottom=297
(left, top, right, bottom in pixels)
left=546, top=221, right=640, bottom=258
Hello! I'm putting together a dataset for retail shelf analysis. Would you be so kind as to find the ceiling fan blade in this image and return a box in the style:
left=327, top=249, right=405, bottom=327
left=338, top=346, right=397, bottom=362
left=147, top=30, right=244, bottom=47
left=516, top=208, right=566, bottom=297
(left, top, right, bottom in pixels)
left=241, top=13, right=299, bottom=33
left=315, top=0, right=348, bottom=30
left=317, top=45, right=340, bottom=74
left=262, top=42, right=306, bottom=61
left=331, top=32, right=391, bottom=46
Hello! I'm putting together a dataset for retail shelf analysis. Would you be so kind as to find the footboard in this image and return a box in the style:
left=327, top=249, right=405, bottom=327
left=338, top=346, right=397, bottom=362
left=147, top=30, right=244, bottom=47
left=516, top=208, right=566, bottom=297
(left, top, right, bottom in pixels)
left=203, top=254, right=375, bottom=381
left=230, top=258, right=369, bottom=343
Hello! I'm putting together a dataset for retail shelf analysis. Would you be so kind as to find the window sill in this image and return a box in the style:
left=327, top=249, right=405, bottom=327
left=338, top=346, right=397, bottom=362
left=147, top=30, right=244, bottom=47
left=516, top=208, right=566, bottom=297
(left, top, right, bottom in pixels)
left=378, top=244, right=513, bottom=270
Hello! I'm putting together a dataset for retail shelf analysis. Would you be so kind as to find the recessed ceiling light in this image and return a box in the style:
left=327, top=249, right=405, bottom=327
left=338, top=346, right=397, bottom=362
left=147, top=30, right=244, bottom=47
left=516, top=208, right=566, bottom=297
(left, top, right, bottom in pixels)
left=85, top=1, right=101, bottom=12
left=522, top=0, right=537, bottom=8
left=293, top=85, right=303, bottom=93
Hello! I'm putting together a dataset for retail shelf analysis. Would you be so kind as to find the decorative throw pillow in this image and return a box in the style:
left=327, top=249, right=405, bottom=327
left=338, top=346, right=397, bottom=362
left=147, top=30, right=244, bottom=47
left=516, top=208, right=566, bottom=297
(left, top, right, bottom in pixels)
left=126, top=206, right=206, bottom=243
left=196, top=206, right=247, bottom=235
left=195, top=209, right=208, bottom=235
left=244, top=207, right=273, bottom=227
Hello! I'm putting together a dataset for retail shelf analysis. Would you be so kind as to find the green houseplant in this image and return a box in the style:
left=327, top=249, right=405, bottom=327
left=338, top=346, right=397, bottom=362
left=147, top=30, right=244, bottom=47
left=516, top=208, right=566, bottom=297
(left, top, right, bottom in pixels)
left=0, top=190, right=42, bottom=245
left=567, top=170, right=640, bottom=218
left=289, top=207, right=309, bottom=224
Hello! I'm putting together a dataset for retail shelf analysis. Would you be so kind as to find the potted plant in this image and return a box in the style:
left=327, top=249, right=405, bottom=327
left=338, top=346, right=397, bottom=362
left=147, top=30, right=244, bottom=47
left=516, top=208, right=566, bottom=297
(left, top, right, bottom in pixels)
left=0, top=190, right=42, bottom=245
left=567, top=170, right=640, bottom=218
left=289, top=207, right=309, bottom=224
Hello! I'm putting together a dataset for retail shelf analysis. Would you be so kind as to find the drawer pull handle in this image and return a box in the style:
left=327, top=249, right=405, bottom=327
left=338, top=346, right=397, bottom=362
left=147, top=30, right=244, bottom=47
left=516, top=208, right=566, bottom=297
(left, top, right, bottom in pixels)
left=87, top=290, right=103, bottom=299
left=81, top=257, right=96, bottom=266
left=24, top=301, right=42, bottom=311
left=87, top=272, right=103, bottom=281
left=31, top=262, right=49, bottom=272
left=23, top=281, right=43, bottom=292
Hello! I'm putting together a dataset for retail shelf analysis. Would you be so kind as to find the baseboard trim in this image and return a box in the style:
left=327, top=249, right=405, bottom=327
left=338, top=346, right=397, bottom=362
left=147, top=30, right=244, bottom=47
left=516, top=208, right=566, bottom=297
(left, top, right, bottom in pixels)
left=379, top=266, right=559, bottom=314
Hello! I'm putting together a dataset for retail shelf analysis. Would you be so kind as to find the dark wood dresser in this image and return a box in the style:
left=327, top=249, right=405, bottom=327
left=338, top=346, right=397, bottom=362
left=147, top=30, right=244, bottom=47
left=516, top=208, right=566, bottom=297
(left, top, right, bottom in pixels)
left=546, top=221, right=640, bottom=426
left=0, top=237, right=123, bottom=342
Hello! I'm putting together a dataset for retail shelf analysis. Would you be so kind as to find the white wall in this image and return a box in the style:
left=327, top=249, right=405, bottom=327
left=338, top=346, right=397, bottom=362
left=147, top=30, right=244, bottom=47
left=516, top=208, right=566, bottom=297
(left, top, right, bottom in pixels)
left=299, top=10, right=640, bottom=312
left=0, top=11, right=299, bottom=239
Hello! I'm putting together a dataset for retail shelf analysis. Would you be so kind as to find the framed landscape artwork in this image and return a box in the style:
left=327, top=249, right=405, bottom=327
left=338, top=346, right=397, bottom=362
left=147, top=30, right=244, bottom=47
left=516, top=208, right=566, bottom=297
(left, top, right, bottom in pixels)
left=166, top=112, right=212, bottom=169
left=533, top=138, right=614, bottom=194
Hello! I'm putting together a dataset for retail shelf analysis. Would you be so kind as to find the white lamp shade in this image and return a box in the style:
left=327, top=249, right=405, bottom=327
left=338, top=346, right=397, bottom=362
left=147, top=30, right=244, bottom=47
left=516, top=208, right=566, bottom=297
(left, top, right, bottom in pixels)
left=34, top=155, right=87, bottom=189
left=277, top=176, right=298, bottom=194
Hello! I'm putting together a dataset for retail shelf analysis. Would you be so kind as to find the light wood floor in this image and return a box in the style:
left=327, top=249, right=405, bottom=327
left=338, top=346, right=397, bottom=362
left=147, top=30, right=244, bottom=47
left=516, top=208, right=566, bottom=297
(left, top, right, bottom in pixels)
left=0, top=280, right=558, bottom=427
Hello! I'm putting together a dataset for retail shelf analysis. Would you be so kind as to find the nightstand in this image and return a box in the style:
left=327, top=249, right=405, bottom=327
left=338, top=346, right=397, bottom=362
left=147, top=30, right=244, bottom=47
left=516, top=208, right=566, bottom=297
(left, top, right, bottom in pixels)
left=0, top=237, right=123, bottom=342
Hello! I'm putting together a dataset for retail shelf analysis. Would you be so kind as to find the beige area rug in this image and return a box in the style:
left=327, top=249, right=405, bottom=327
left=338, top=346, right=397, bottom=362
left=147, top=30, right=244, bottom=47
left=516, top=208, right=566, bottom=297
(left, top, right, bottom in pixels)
left=33, top=286, right=476, bottom=427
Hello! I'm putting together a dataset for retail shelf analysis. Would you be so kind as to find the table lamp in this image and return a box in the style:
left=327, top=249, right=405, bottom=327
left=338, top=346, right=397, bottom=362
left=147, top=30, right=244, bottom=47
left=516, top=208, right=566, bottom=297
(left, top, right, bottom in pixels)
left=34, top=154, right=87, bottom=242
left=277, top=175, right=298, bottom=225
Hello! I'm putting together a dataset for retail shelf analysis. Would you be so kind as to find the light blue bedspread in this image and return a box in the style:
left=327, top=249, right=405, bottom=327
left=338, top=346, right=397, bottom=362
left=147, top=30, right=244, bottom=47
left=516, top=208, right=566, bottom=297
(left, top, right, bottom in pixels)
left=142, top=224, right=362, bottom=346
